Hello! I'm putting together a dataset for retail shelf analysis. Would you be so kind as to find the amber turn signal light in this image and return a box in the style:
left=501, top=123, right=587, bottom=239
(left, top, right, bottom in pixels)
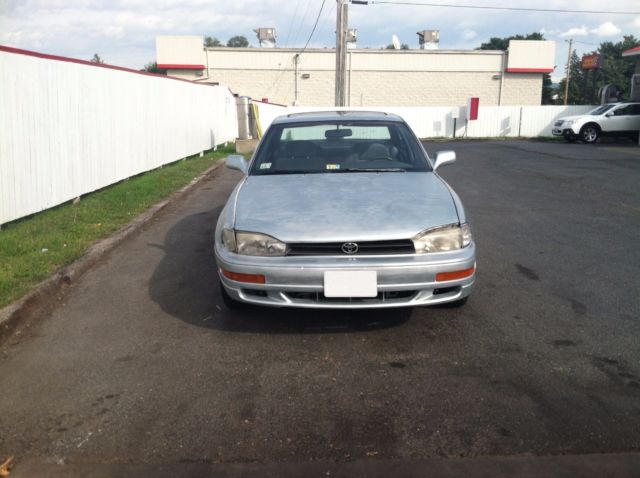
left=221, top=268, right=266, bottom=284
left=435, top=265, right=476, bottom=282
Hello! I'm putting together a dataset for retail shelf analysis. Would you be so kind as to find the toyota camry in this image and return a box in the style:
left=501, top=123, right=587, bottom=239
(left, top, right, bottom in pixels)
left=215, top=111, right=476, bottom=309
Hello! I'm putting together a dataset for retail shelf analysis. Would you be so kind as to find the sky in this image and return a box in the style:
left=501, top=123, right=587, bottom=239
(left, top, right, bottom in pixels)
left=1, top=0, right=640, bottom=82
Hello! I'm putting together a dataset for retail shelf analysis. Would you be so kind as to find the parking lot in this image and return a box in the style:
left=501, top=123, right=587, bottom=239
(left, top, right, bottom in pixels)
left=1, top=139, right=639, bottom=474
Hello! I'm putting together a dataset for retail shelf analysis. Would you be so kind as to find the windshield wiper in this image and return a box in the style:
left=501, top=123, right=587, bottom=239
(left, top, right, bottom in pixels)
left=339, top=168, right=407, bottom=173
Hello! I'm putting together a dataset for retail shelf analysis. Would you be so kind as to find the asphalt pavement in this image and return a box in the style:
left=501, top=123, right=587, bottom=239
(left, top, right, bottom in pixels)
left=1, top=139, right=639, bottom=476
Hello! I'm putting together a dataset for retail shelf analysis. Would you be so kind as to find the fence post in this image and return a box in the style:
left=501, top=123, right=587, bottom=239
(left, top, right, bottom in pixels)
left=518, top=107, right=523, bottom=137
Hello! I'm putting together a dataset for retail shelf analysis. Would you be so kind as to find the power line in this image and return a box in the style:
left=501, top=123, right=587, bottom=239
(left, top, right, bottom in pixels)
left=268, top=0, right=301, bottom=96
left=367, top=1, right=640, bottom=15
left=573, top=40, right=600, bottom=46
left=282, top=0, right=301, bottom=48
left=291, top=0, right=314, bottom=48
left=315, top=0, right=337, bottom=43
left=271, top=0, right=316, bottom=98
left=300, top=0, right=327, bottom=54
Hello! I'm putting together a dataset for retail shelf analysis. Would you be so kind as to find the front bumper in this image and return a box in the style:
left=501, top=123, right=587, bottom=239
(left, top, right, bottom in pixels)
left=552, top=124, right=579, bottom=137
left=552, top=128, right=575, bottom=137
left=215, top=242, right=476, bottom=309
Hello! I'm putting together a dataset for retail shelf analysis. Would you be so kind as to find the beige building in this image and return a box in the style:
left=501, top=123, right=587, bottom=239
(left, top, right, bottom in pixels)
left=156, top=36, right=555, bottom=107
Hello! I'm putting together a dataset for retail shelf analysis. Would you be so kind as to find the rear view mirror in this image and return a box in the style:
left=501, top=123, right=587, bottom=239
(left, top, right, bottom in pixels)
left=226, top=155, right=249, bottom=174
left=605, top=112, right=614, bottom=117
left=433, top=150, right=456, bottom=171
left=325, top=128, right=353, bottom=139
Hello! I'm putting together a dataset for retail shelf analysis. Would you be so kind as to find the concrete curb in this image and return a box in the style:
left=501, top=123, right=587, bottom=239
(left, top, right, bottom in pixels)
left=0, top=158, right=226, bottom=343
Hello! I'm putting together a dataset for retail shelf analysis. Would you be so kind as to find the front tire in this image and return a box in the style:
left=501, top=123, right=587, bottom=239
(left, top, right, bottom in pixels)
left=580, top=124, right=600, bottom=144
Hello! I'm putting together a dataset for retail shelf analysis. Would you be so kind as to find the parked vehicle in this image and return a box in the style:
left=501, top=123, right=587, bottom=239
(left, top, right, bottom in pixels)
left=215, top=111, right=475, bottom=309
left=552, top=102, right=640, bottom=143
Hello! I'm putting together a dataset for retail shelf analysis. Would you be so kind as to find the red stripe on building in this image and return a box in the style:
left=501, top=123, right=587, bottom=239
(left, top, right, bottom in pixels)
left=157, top=64, right=205, bottom=69
left=506, top=68, right=555, bottom=73
left=0, top=44, right=211, bottom=86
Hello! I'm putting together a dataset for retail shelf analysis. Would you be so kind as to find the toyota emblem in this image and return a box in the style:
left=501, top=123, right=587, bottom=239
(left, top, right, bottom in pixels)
left=341, top=242, right=359, bottom=254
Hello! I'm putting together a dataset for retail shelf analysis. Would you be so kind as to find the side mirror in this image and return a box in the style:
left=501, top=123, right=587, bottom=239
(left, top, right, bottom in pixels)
left=226, top=155, right=249, bottom=174
left=433, top=150, right=456, bottom=171
left=605, top=112, right=614, bottom=117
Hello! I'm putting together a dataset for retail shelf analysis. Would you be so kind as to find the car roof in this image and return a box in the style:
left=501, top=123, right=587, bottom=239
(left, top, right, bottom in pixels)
left=272, top=110, right=405, bottom=125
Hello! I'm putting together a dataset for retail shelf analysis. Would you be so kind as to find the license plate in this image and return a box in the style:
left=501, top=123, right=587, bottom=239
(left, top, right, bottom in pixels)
left=323, top=271, right=377, bottom=298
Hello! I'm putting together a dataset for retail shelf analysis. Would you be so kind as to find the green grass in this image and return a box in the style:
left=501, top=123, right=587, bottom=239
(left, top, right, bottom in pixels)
left=0, top=145, right=235, bottom=309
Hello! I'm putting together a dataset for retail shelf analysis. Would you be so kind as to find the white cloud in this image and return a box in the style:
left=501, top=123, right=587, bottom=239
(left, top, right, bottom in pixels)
left=462, top=29, right=477, bottom=41
left=0, top=0, right=638, bottom=70
left=559, top=26, right=587, bottom=37
left=589, top=21, right=621, bottom=37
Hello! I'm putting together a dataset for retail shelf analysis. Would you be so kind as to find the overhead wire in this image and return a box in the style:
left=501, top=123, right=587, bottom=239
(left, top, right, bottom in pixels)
left=367, top=1, right=640, bottom=15
left=268, top=0, right=301, bottom=97
left=272, top=0, right=328, bottom=100
left=315, top=0, right=337, bottom=44
left=299, top=0, right=327, bottom=54
left=272, top=0, right=314, bottom=98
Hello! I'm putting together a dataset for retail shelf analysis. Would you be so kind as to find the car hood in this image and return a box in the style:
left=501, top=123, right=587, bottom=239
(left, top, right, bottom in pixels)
left=557, top=115, right=593, bottom=122
left=233, top=172, right=459, bottom=243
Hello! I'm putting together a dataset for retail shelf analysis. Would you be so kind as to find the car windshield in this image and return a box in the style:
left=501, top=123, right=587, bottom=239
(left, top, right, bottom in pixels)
left=250, top=120, right=431, bottom=175
left=588, top=104, right=615, bottom=115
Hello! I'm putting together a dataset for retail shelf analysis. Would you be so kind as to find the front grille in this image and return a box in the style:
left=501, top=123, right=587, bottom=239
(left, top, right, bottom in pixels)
left=285, top=290, right=417, bottom=303
left=554, top=120, right=563, bottom=127
left=286, top=239, right=415, bottom=256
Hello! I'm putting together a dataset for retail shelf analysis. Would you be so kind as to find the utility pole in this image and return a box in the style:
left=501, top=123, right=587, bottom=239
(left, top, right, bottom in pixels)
left=293, top=53, right=300, bottom=106
left=335, top=0, right=348, bottom=106
left=564, top=38, right=573, bottom=105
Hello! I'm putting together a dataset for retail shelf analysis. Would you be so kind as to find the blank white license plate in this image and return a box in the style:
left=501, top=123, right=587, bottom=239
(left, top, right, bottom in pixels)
left=323, top=271, right=378, bottom=298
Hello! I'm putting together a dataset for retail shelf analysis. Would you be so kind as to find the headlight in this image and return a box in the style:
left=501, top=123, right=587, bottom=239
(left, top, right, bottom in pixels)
left=565, top=120, right=574, bottom=126
left=223, top=229, right=286, bottom=256
left=222, top=228, right=236, bottom=251
left=412, top=223, right=472, bottom=253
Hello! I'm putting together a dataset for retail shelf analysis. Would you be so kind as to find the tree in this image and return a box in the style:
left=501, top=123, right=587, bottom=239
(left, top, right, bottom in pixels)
left=477, top=32, right=544, bottom=51
left=141, top=62, right=166, bottom=75
left=586, top=35, right=639, bottom=102
left=227, top=35, right=249, bottom=48
left=477, top=32, right=553, bottom=104
left=90, top=53, right=104, bottom=64
left=555, top=35, right=639, bottom=104
left=557, top=50, right=586, bottom=105
left=385, top=43, right=410, bottom=50
left=204, top=36, right=221, bottom=47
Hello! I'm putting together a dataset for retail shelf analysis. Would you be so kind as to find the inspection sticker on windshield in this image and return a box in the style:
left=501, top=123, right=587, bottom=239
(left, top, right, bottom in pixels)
left=326, top=164, right=340, bottom=170
left=260, top=162, right=272, bottom=169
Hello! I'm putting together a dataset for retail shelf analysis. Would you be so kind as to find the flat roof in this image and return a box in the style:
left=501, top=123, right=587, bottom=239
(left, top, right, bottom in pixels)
left=204, top=46, right=504, bottom=55
left=273, top=110, right=404, bottom=124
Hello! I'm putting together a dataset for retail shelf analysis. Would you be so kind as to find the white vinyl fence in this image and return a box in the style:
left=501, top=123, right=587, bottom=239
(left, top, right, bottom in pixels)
left=0, top=47, right=238, bottom=226
left=255, top=103, right=597, bottom=140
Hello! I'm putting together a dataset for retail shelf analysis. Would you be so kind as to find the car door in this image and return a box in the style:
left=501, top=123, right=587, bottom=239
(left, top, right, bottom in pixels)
left=627, top=104, right=640, bottom=132
left=603, top=105, right=632, bottom=132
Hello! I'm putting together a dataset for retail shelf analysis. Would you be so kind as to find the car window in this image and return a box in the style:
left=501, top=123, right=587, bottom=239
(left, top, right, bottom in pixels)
left=280, top=125, right=391, bottom=141
left=613, top=106, right=630, bottom=116
left=251, top=120, right=430, bottom=175
left=588, top=104, right=615, bottom=115
left=628, top=104, right=640, bottom=115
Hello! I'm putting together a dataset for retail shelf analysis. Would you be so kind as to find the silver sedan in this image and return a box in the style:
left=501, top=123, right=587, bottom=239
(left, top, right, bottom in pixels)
left=215, top=111, right=476, bottom=309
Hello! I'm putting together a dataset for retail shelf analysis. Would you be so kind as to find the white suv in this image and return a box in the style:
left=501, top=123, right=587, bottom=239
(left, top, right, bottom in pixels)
left=552, top=103, right=640, bottom=143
